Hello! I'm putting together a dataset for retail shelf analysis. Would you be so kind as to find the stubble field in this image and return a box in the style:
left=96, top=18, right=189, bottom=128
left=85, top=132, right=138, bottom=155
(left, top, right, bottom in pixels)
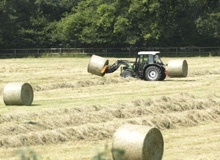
left=0, top=56, right=220, bottom=160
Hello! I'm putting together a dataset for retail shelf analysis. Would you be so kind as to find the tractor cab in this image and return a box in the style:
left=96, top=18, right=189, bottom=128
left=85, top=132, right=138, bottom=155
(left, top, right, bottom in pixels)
left=135, top=51, right=164, bottom=65
left=134, top=51, right=165, bottom=79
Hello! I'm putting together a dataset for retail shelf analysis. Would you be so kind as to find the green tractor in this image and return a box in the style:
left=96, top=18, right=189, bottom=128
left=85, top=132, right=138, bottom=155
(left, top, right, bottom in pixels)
left=104, top=51, right=166, bottom=81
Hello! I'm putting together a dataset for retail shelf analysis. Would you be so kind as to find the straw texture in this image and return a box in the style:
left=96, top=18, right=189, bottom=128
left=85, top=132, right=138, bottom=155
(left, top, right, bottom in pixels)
left=3, top=82, right=34, bottom=106
left=112, top=124, right=164, bottom=160
left=167, top=59, right=188, bottom=77
left=87, top=54, right=109, bottom=76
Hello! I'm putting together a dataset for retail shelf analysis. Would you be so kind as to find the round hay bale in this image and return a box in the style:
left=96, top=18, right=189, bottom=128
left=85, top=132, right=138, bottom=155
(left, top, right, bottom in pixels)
left=87, top=54, right=109, bottom=76
left=112, top=124, right=164, bottom=160
left=167, top=59, right=188, bottom=77
left=3, top=82, right=34, bottom=106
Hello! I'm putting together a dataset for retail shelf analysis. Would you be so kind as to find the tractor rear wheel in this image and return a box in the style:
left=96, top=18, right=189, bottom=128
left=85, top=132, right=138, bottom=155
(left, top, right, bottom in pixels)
left=145, top=66, right=163, bottom=81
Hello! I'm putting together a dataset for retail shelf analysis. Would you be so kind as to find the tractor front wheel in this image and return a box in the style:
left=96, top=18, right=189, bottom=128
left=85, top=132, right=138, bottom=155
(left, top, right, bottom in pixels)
left=145, top=66, right=163, bottom=81
left=121, top=70, right=133, bottom=78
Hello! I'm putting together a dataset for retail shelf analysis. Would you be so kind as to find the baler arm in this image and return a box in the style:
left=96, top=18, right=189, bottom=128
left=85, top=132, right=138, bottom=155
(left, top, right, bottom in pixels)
left=102, top=60, right=134, bottom=74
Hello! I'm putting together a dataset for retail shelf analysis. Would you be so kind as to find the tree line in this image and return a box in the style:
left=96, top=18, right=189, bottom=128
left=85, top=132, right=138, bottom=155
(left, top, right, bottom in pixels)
left=0, top=0, right=219, bottom=49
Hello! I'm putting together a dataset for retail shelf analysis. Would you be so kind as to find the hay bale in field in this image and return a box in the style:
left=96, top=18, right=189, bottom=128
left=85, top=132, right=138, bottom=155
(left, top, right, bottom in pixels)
left=87, top=54, right=109, bottom=76
left=167, top=59, right=188, bottom=77
left=3, top=82, right=34, bottom=106
left=112, top=124, right=164, bottom=160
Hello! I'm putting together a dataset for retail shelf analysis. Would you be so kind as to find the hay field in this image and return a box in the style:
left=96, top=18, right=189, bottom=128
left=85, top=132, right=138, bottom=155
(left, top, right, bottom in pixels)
left=0, top=56, right=220, bottom=160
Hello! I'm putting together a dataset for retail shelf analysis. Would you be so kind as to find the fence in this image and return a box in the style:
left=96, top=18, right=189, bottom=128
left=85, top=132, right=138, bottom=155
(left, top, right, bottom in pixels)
left=0, top=47, right=220, bottom=58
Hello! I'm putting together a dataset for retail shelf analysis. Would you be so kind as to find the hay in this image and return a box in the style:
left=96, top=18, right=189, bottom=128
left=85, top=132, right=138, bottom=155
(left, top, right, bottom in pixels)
left=112, top=124, right=164, bottom=160
left=3, top=82, right=34, bottom=106
left=0, top=96, right=220, bottom=148
left=167, top=59, right=188, bottom=77
left=87, top=54, right=109, bottom=76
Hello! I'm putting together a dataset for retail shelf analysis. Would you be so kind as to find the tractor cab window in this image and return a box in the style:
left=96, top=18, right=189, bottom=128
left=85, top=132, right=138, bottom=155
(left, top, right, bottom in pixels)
left=135, top=55, right=148, bottom=72
left=154, top=54, right=163, bottom=64
left=140, top=55, right=148, bottom=64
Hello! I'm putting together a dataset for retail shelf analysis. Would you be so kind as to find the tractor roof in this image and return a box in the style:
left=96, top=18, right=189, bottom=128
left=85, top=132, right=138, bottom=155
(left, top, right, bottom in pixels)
left=138, top=51, right=160, bottom=55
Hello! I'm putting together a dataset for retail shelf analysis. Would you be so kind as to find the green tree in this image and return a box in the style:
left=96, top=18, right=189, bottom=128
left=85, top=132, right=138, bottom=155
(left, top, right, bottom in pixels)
left=194, top=0, right=220, bottom=46
left=57, top=0, right=117, bottom=47
left=0, top=0, right=219, bottom=49
left=0, top=0, right=28, bottom=48
left=0, top=0, right=77, bottom=49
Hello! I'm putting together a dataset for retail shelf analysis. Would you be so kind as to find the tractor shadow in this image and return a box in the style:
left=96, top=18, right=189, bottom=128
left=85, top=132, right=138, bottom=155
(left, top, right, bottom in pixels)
left=165, top=79, right=196, bottom=82
left=31, top=104, right=41, bottom=106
